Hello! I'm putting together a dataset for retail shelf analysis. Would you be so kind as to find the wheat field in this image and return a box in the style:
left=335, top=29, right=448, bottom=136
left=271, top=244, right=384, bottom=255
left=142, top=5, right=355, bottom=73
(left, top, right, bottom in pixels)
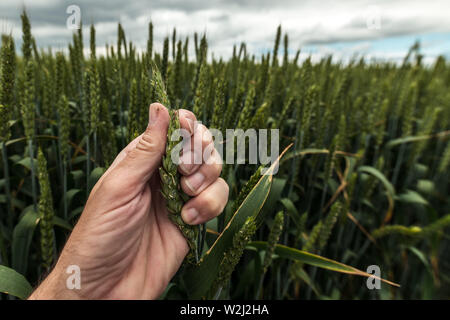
left=0, top=11, right=449, bottom=300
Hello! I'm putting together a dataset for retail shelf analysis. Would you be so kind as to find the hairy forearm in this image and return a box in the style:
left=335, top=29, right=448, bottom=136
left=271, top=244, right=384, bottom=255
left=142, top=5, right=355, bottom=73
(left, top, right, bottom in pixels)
left=28, top=265, right=82, bottom=300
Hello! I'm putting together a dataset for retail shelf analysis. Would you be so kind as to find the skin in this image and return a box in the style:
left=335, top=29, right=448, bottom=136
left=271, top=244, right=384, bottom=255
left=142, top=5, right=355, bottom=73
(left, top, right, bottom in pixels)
left=29, top=103, right=229, bottom=300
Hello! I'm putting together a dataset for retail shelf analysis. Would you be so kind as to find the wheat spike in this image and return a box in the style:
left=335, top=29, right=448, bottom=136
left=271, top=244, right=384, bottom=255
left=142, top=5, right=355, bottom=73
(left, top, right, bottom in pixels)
left=37, top=147, right=55, bottom=271
left=21, top=60, right=35, bottom=140
left=317, top=202, right=342, bottom=251
left=57, top=95, right=70, bottom=161
left=263, top=211, right=284, bottom=274
left=151, top=63, right=199, bottom=263
left=21, top=10, right=32, bottom=61
left=210, top=216, right=257, bottom=297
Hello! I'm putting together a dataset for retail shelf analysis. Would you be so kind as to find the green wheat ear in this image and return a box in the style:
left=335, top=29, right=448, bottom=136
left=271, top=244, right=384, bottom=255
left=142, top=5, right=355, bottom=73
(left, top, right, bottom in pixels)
left=21, top=60, right=35, bottom=141
left=263, top=211, right=284, bottom=274
left=151, top=62, right=199, bottom=264
left=0, top=35, right=16, bottom=139
left=209, top=216, right=257, bottom=298
left=0, top=104, right=11, bottom=142
left=37, top=147, right=55, bottom=271
left=233, top=166, right=262, bottom=213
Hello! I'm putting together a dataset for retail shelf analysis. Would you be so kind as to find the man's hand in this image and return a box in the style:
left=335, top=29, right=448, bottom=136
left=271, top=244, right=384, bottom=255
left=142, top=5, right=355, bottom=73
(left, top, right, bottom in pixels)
left=29, top=103, right=229, bottom=299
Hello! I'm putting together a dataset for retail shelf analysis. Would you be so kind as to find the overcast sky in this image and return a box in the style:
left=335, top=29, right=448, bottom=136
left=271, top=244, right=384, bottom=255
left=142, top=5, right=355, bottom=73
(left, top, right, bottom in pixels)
left=1, top=0, right=449, bottom=63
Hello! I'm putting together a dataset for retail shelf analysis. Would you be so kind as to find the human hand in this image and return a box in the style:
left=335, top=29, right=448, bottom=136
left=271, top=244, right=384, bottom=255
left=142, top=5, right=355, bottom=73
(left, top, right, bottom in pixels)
left=29, top=103, right=229, bottom=299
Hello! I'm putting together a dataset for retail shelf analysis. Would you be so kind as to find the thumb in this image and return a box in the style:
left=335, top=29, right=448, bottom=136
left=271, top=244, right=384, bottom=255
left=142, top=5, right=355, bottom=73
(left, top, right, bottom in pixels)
left=115, top=103, right=170, bottom=186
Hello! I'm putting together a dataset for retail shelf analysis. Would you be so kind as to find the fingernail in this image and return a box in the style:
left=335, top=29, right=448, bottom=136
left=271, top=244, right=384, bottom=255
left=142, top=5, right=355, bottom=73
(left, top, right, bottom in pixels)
left=202, top=129, right=213, bottom=144
left=186, top=118, right=194, bottom=134
left=182, top=207, right=199, bottom=224
left=179, top=151, right=195, bottom=174
left=184, top=171, right=205, bottom=193
left=149, top=103, right=161, bottom=125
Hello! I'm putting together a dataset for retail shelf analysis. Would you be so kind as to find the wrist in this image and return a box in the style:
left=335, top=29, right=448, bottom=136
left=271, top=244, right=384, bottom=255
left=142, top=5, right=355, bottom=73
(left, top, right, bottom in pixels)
left=28, top=264, right=82, bottom=300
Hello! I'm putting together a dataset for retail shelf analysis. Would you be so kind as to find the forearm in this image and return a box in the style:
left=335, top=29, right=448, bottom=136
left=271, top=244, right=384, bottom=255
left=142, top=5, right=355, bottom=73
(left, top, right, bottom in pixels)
left=28, top=264, right=81, bottom=300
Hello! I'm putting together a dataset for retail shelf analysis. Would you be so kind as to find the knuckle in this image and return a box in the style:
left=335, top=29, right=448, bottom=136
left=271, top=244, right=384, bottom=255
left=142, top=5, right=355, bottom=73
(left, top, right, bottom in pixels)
left=210, top=162, right=222, bottom=177
left=218, top=178, right=230, bottom=198
left=179, top=108, right=196, bottom=120
left=198, top=180, right=229, bottom=216
left=136, top=130, right=164, bottom=155
left=217, top=179, right=229, bottom=212
left=199, top=192, right=219, bottom=213
left=202, top=127, right=213, bottom=144
left=196, top=123, right=208, bottom=135
left=203, top=151, right=223, bottom=175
